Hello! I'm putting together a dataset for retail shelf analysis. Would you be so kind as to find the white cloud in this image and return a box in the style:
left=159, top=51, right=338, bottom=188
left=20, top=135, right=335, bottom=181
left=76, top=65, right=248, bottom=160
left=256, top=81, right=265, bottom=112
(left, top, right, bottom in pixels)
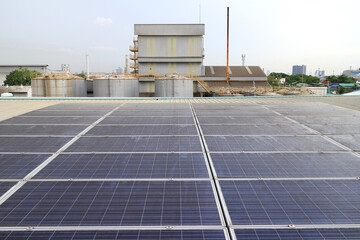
left=94, top=17, right=113, bottom=27
left=91, top=46, right=118, bottom=52
left=58, top=48, right=72, bottom=53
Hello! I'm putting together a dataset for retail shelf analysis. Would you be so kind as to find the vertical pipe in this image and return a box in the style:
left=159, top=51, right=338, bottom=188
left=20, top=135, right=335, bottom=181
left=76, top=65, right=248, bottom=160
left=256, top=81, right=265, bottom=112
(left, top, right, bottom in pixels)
left=86, top=54, right=89, bottom=80
left=125, top=54, right=129, bottom=74
left=226, top=7, right=230, bottom=84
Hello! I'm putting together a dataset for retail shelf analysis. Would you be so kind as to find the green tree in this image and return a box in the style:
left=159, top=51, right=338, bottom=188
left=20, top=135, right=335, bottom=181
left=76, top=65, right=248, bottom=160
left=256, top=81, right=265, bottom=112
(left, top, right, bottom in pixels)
left=75, top=73, right=86, bottom=79
left=326, top=75, right=357, bottom=84
left=269, top=72, right=289, bottom=79
left=267, top=75, right=280, bottom=86
left=285, top=74, right=320, bottom=85
left=3, top=68, right=41, bottom=86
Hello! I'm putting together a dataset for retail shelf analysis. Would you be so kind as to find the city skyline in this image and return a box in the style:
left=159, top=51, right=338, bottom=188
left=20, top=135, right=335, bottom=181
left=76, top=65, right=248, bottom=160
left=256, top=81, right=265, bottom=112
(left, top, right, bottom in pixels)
left=0, top=0, right=359, bottom=75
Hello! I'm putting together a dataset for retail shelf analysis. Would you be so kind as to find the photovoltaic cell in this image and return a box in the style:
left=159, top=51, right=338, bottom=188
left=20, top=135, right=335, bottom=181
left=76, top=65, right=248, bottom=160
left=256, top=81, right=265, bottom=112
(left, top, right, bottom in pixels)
left=0, top=181, right=221, bottom=226
left=221, top=180, right=360, bottom=225
left=0, top=230, right=227, bottom=240
left=0, top=137, right=72, bottom=153
left=110, top=111, right=193, bottom=117
left=205, top=136, right=343, bottom=152
left=86, top=125, right=198, bottom=136
left=195, top=110, right=277, bottom=117
left=0, top=182, right=16, bottom=196
left=121, top=103, right=191, bottom=110
left=21, top=110, right=108, bottom=117
left=291, top=115, right=360, bottom=125
left=211, top=153, right=360, bottom=178
left=234, top=228, right=360, bottom=240
left=0, top=116, right=99, bottom=125
left=41, top=103, right=120, bottom=111
left=34, top=153, right=209, bottom=179
left=197, top=116, right=292, bottom=125
left=66, top=136, right=202, bottom=152
left=0, top=154, right=50, bottom=178
left=201, top=124, right=312, bottom=135
left=329, top=135, right=360, bottom=151
left=100, top=117, right=195, bottom=125
left=306, top=124, right=360, bottom=135
left=0, top=125, right=87, bottom=136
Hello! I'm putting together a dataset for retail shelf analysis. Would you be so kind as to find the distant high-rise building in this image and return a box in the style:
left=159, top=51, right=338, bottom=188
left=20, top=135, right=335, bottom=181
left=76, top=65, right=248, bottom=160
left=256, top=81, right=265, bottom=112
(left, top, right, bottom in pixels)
left=315, top=69, right=325, bottom=77
left=292, top=65, right=306, bottom=75
left=116, top=67, right=123, bottom=74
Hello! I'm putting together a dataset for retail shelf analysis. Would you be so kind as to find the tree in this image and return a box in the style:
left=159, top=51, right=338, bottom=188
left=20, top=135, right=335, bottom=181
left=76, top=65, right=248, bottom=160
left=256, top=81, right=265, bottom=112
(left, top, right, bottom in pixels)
left=326, top=75, right=357, bottom=84
left=267, top=75, right=280, bottom=86
left=285, top=74, right=320, bottom=85
left=3, top=68, right=41, bottom=86
left=75, top=73, right=86, bottom=79
left=269, top=72, right=289, bottom=79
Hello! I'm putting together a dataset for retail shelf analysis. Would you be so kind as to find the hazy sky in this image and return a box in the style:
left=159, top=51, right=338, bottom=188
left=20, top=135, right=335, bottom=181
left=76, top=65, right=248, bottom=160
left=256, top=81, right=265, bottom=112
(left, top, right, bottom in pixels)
left=0, top=0, right=359, bottom=75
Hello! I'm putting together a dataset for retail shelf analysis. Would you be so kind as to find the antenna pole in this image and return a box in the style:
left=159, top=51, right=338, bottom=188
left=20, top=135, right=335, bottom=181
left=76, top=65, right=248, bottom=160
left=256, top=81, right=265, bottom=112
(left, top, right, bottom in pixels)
left=226, top=7, right=230, bottom=84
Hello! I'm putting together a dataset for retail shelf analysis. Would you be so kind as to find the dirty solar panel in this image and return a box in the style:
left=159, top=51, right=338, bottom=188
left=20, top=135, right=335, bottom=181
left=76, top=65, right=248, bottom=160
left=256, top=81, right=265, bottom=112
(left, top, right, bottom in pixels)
left=66, top=136, right=203, bottom=152
left=0, top=230, right=227, bottom=240
left=234, top=228, right=360, bottom=240
left=100, top=116, right=195, bottom=125
left=0, top=154, right=50, bottom=178
left=221, top=180, right=360, bottom=225
left=86, top=125, right=198, bottom=136
left=0, top=125, right=87, bottom=136
left=0, top=137, right=72, bottom=153
left=211, top=153, right=360, bottom=178
left=0, top=181, right=221, bottom=227
left=0, top=116, right=99, bottom=125
left=34, top=153, right=209, bottom=179
left=205, top=136, right=342, bottom=152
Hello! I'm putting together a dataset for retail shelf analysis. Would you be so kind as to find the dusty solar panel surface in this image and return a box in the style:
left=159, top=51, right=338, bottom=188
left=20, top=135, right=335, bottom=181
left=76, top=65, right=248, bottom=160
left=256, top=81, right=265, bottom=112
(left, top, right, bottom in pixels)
left=0, top=101, right=359, bottom=239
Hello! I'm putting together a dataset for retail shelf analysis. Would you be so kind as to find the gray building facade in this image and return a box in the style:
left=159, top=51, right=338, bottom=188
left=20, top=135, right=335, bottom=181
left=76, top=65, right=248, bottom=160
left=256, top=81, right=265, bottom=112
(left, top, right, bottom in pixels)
left=0, top=65, right=48, bottom=86
left=292, top=65, right=306, bottom=75
left=134, top=24, right=205, bottom=76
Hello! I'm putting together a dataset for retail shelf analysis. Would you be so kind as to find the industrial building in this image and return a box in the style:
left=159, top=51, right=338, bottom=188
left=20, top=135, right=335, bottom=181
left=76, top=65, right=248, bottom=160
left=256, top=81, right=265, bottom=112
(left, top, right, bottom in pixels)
left=292, top=65, right=306, bottom=75
left=343, top=68, right=360, bottom=79
left=132, top=24, right=205, bottom=76
left=0, top=64, right=48, bottom=86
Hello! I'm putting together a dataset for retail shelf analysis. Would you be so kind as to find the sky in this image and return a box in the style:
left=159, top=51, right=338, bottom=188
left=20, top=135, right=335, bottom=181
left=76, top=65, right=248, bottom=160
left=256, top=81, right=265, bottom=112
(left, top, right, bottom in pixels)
left=0, top=0, right=359, bottom=75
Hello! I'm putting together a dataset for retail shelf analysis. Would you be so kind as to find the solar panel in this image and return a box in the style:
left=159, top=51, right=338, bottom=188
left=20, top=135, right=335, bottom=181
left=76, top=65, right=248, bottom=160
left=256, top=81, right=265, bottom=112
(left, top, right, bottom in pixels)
left=121, top=103, right=191, bottom=110
left=41, top=103, right=121, bottom=111
left=34, top=153, right=209, bottom=179
left=0, top=116, right=99, bottom=125
left=205, top=136, right=343, bottom=152
left=0, top=181, right=221, bottom=226
left=211, top=153, right=360, bottom=178
left=201, top=124, right=312, bottom=135
left=100, top=117, right=195, bottom=125
left=0, top=182, right=16, bottom=196
left=221, top=180, right=360, bottom=225
left=86, top=125, right=198, bottom=136
left=0, top=154, right=50, bottom=178
left=0, top=125, right=87, bottom=136
left=110, top=111, right=193, bottom=117
left=197, top=116, right=292, bottom=125
left=0, top=137, right=72, bottom=153
left=328, top=135, right=360, bottom=151
left=306, top=124, right=360, bottom=135
left=291, top=115, right=360, bottom=125
left=66, top=136, right=203, bottom=152
left=0, top=230, right=227, bottom=239
left=21, top=110, right=108, bottom=117
left=195, top=110, right=277, bottom=117
left=234, top=228, right=360, bottom=240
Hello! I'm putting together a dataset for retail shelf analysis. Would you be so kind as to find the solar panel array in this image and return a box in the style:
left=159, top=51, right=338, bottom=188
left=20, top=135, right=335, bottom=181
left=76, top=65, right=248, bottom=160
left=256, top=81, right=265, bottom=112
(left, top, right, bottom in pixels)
left=0, top=101, right=359, bottom=239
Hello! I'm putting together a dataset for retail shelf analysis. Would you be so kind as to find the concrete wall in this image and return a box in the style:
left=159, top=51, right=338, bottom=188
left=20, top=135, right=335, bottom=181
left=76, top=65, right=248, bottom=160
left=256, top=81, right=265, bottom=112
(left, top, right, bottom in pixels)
left=139, top=63, right=203, bottom=75
left=138, top=36, right=204, bottom=58
left=135, top=24, right=205, bottom=36
left=0, top=65, right=48, bottom=86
